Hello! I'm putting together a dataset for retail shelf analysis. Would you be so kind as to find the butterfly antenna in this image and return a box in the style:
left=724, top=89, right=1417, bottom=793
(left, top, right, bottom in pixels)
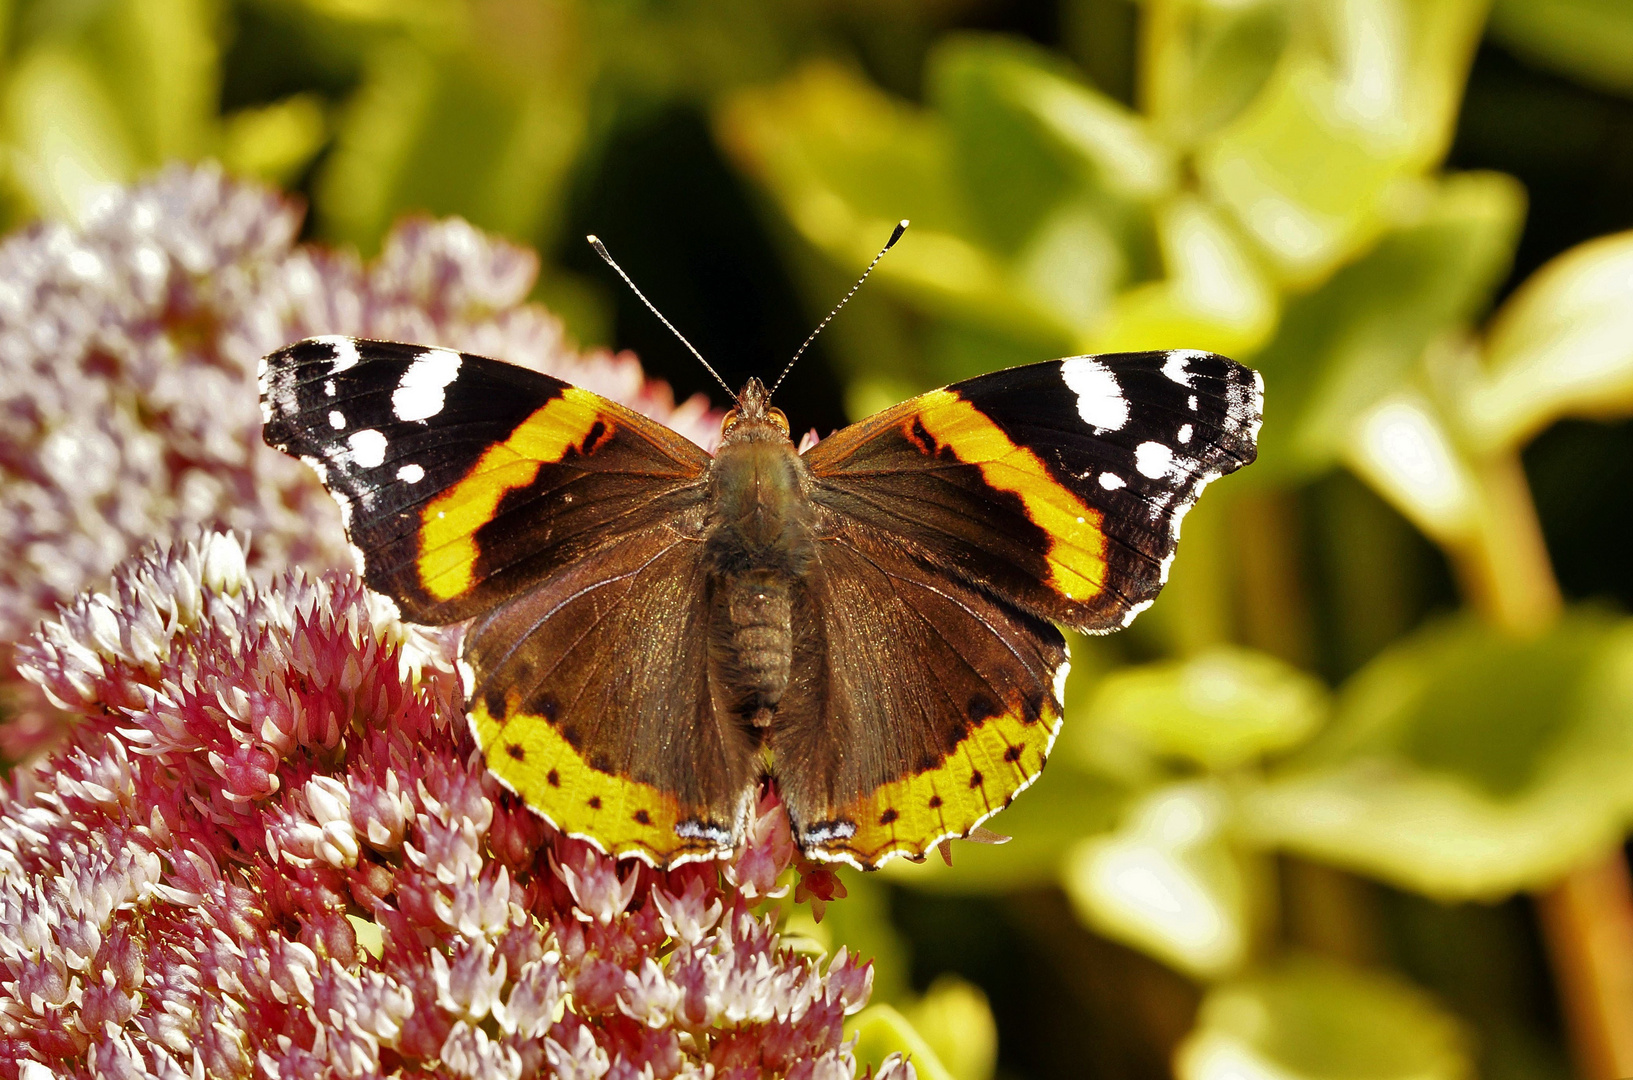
left=587, top=235, right=738, bottom=402
left=770, top=219, right=908, bottom=397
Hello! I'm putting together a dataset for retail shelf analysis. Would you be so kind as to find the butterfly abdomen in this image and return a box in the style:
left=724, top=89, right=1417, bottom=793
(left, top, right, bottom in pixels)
left=703, top=415, right=818, bottom=728
left=710, top=570, right=796, bottom=727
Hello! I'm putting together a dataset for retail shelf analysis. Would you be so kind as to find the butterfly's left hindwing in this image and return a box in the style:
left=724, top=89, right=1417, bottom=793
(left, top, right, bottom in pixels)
left=467, top=525, right=757, bottom=867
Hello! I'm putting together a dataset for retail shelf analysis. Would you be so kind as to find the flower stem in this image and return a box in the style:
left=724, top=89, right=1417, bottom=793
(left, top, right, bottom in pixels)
left=1451, top=453, right=1562, bottom=633
left=1452, top=449, right=1633, bottom=1080
left=1535, top=852, right=1633, bottom=1080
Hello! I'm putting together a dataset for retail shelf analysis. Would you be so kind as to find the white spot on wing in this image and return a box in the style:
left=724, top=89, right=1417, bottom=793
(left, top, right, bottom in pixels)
left=801, top=821, right=858, bottom=844
left=328, top=410, right=346, bottom=430
left=324, top=380, right=336, bottom=397
left=393, top=348, right=462, bottom=423
left=311, top=335, right=362, bottom=373
left=674, top=820, right=734, bottom=843
left=1248, top=369, right=1266, bottom=440
left=1053, top=659, right=1072, bottom=705
left=1120, top=598, right=1155, bottom=628
left=263, top=366, right=298, bottom=421
left=331, top=489, right=354, bottom=529
left=348, top=429, right=388, bottom=468
left=1178, top=423, right=1192, bottom=444
left=1136, top=442, right=1174, bottom=479
left=1060, top=357, right=1128, bottom=431
left=1161, top=352, right=1196, bottom=387
left=298, top=454, right=329, bottom=486
left=397, top=463, right=425, bottom=483
left=1188, top=395, right=1198, bottom=411
left=1099, top=472, right=1126, bottom=490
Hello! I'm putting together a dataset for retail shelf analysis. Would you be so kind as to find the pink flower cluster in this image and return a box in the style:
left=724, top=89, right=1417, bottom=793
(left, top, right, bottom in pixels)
left=6, top=532, right=903, bottom=1079
left=0, top=165, right=718, bottom=760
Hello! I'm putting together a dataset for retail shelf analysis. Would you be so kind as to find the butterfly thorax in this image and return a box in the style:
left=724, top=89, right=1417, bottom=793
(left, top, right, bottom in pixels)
left=703, top=379, right=815, bottom=729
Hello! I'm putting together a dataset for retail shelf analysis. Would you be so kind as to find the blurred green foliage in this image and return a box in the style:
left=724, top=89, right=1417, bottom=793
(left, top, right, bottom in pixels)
left=8, top=0, right=1633, bottom=1078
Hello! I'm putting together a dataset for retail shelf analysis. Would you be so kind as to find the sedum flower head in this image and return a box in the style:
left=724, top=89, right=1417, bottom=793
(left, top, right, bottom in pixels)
left=0, top=164, right=718, bottom=761
left=7, top=532, right=904, bottom=1079
left=0, top=167, right=911, bottom=1078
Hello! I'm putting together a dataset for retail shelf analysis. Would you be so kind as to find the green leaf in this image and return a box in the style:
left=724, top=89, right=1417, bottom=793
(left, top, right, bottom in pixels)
left=88, top=0, right=220, bottom=165
left=718, top=61, right=1075, bottom=347
left=1176, top=957, right=1472, bottom=1080
left=1083, top=646, right=1329, bottom=772
left=926, top=36, right=1176, bottom=342
left=930, top=34, right=1174, bottom=212
left=883, top=758, right=1128, bottom=894
left=221, top=95, right=328, bottom=186
left=1342, top=388, right=1480, bottom=546
left=1463, top=230, right=1633, bottom=451
left=899, top=977, right=999, bottom=1080
left=316, top=31, right=588, bottom=251
left=1142, top=0, right=1292, bottom=148
left=1088, top=194, right=1278, bottom=358
left=1011, top=200, right=1129, bottom=338
left=1062, top=781, right=1259, bottom=979
left=1489, top=0, right=1633, bottom=97
left=1241, top=610, right=1633, bottom=900
left=1250, top=171, right=1524, bottom=476
left=928, top=35, right=1102, bottom=256
left=1195, top=0, right=1489, bottom=286
left=2, top=47, right=135, bottom=221
left=850, top=1005, right=958, bottom=1080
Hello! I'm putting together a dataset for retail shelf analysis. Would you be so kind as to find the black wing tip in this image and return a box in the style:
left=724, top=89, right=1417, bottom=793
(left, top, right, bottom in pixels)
left=270, top=334, right=362, bottom=364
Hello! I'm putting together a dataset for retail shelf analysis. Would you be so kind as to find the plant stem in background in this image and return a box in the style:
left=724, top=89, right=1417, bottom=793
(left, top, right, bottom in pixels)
left=1535, top=854, right=1633, bottom=1080
left=1232, top=492, right=1319, bottom=670
left=1454, top=449, right=1633, bottom=1080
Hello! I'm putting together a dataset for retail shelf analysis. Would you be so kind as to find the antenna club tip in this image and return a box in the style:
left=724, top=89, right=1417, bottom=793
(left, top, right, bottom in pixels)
left=586, top=234, right=602, bottom=246
left=886, top=220, right=909, bottom=248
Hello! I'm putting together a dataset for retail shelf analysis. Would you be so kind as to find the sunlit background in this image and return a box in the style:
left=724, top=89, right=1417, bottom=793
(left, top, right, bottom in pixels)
left=5, top=1, right=1633, bottom=1078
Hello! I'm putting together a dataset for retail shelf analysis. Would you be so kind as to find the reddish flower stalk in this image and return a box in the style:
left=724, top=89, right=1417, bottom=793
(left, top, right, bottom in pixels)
left=7, top=532, right=908, bottom=1079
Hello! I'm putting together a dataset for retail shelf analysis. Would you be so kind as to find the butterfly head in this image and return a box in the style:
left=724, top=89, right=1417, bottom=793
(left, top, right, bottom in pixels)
left=720, top=377, right=790, bottom=444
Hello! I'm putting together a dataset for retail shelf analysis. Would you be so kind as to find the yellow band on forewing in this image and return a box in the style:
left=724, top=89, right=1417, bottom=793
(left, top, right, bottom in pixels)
left=418, top=388, right=607, bottom=601
left=910, top=390, right=1109, bottom=601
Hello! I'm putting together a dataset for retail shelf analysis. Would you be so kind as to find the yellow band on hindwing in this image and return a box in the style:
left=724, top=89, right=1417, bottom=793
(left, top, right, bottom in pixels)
left=908, top=390, right=1109, bottom=602
left=418, top=388, right=609, bottom=601
left=812, top=693, right=1061, bottom=867
left=470, top=694, right=729, bottom=866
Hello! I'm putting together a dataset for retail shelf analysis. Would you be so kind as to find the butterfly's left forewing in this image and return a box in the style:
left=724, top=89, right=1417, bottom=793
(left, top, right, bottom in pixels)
left=786, top=350, right=1261, bottom=865
left=260, top=336, right=712, bottom=625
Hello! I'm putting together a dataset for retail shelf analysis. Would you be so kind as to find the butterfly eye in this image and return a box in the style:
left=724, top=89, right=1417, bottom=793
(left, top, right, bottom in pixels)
left=768, top=408, right=790, bottom=435
left=720, top=408, right=739, bottom=435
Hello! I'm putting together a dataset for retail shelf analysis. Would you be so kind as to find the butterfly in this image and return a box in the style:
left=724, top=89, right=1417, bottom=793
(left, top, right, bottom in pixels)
left=260, top=330, right=1261, bottom=870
